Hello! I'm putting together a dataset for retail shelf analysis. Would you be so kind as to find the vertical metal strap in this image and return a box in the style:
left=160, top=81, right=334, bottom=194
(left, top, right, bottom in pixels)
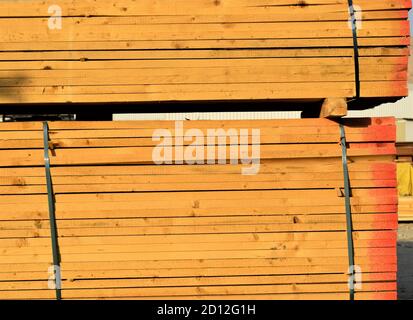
left=339, top=123, right=355, bottom=300
left=43, top=122, right=62, bottom=300
left=347, top=0, right=360, bottom=99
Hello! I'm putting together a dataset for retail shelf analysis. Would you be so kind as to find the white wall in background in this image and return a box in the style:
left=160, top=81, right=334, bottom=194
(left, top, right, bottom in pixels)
left=114, top=89, right=412, bottom=121
left=113, top=111, right=301, bottom=121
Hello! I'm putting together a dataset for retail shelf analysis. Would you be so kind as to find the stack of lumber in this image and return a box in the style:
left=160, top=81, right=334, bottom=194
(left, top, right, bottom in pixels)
left=0, top=117, right=398, bottom=300
left=0, top=0, right=410, bottom=106
left=397, top=143, right=413, bottom=163
left=399, top=197, right=413, bottom=221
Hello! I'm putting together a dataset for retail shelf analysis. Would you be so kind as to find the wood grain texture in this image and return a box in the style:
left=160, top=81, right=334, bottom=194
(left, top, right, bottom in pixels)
left=0, top=117, right=398, bottom=300
left=0, top=0, right=410, bottom=108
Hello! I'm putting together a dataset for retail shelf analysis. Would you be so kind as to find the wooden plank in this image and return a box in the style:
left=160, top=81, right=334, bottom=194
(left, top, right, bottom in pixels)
left=55, top=282, right=397, bottom=299
left=0, top=263, right=398, bottom=281
left=0, top=0, right=409, bottom=17
left=0, top=273, right=397, bottom=291
left=0, top=142, right=397, bottom=167
left=0, top=48, right=407, bottom=61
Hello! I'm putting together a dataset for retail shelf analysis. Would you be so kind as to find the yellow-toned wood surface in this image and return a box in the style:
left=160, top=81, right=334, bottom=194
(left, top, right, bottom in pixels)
left=0, top=117, right=398, bottom=299
left=0, top=0, right=410, bottom=106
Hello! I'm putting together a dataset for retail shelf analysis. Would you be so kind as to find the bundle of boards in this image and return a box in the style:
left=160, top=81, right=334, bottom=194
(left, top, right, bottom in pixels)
left=398, top=197, right=413, bottom=221
left=0, top=0, right=411, bottom=106
left=0, top=117, right=398, bottom=300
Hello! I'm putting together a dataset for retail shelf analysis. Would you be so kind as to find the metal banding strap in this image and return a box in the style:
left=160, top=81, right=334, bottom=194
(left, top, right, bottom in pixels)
left=43, top=122, right=62, bottom=300
left=339, top=123, right=355, bottom=300
left=347, top=0, right=361, bottom=99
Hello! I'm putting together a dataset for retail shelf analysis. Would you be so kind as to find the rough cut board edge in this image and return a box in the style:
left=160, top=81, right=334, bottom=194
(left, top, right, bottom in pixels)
left=399, top=196, right=413, bottom=221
